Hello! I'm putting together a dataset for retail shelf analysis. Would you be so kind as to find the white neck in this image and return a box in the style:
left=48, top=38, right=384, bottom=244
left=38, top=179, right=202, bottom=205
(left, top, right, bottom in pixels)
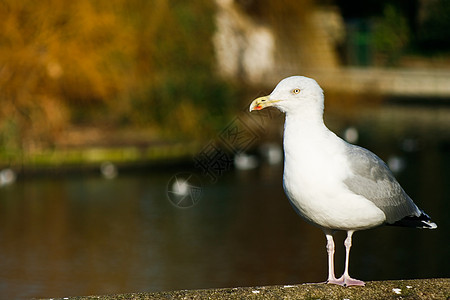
left=284, top=106, right=328, bottom=138
left=283, top=110, right=338, bottom=163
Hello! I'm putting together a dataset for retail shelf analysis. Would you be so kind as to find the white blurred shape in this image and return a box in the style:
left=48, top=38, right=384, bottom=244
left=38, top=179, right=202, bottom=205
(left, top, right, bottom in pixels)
left=0, top=168, right=16, bottom=186
left=387, top=156, right=406, bottom=173
left=234, top=153, right=259, bottom=170
left=100, top=162, right=118, bottom=179
left=172, top=178, right=189, bottom=197
left=344, top=127, right=359, bottom=143
left=260, top=143, right=283, bottom=165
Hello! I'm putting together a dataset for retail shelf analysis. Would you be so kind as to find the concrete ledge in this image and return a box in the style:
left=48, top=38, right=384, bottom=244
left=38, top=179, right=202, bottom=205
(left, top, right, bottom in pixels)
left=49, top=278, right=449, bottom=299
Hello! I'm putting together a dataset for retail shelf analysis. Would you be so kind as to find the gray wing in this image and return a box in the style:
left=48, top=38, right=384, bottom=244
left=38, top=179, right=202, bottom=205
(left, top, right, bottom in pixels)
left=343, top=144, right=421, bottom=223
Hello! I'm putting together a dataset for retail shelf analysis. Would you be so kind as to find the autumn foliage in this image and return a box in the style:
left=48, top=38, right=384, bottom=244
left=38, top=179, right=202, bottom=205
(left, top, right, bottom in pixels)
left=0, top=0, right=235, bottom=152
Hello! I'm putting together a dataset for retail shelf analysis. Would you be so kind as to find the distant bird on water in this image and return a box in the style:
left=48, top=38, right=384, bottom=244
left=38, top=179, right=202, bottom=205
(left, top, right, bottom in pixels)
left=249, top=76, right=437, bottom=286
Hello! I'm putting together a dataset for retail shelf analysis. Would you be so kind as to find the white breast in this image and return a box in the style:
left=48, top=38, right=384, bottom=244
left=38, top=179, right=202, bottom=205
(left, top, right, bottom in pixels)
left=282, top=121, right=385, bottom=230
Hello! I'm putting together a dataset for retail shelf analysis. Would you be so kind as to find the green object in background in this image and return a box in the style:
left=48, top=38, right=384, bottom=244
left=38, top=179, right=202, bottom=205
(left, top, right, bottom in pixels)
left=345, top=20, right=373, bottom=66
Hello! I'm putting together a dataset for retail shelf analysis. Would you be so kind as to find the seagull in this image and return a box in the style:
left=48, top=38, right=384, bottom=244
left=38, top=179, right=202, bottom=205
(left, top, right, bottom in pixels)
left=249, top=76, right=437, bottom=287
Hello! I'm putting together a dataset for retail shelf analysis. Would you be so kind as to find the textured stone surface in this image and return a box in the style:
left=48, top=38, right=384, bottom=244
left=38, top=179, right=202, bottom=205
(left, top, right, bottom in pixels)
left=46, top=278, right=449, bottom=299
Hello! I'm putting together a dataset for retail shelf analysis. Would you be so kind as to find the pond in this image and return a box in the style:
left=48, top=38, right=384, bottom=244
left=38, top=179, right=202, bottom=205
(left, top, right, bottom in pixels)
left=0, top=133, right=449, bottom=299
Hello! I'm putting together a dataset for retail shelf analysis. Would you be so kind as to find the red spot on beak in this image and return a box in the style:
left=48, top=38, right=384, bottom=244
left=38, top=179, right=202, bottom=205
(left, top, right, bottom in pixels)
left=254, top=105, right=263, bottom=111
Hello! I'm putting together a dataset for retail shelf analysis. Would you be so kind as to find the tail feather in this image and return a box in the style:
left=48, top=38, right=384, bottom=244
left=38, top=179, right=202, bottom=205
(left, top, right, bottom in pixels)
left=388, top=211, right=437, bottom=229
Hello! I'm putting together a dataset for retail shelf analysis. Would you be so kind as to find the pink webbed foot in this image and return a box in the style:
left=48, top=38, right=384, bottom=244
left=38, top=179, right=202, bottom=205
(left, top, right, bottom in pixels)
left=339, top=275, right=365, bottom=287
left=326, top=277, right=345, bottom=286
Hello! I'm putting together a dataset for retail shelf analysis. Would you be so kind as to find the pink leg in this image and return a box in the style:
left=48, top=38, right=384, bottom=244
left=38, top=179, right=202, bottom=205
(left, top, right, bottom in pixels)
left=324, top=232, right=344, bottom=286
left=338, top=230, right=365, bottom=286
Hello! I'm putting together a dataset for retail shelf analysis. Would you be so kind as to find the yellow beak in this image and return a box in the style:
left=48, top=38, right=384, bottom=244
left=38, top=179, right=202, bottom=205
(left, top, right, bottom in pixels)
left=249, top=95, right=281, bottom=112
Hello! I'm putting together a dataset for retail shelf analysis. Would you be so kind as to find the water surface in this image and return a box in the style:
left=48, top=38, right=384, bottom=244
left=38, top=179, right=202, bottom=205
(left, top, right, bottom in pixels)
left=0, top=140, right=448, bottom=299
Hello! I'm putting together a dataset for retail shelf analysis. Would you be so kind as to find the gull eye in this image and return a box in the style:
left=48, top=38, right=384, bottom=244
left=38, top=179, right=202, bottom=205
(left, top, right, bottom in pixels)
left=292, top=88, right=301, bottom=95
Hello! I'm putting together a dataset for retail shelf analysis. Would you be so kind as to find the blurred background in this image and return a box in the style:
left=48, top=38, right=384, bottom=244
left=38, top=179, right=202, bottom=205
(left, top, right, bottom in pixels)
left=0, top=0, right=449, bottom=298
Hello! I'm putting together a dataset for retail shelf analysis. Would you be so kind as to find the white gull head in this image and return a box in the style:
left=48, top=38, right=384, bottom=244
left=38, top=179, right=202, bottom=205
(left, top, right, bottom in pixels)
left=249, top=76, right=324, bottom=116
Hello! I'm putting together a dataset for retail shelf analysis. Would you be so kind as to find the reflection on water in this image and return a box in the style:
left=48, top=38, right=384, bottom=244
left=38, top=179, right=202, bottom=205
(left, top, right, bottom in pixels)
left=0, top=141, right=449, bottom=299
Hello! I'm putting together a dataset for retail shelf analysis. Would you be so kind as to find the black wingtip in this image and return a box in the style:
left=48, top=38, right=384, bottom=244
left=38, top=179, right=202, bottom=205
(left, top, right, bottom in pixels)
left=388, top=211, right=437, bottom=229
